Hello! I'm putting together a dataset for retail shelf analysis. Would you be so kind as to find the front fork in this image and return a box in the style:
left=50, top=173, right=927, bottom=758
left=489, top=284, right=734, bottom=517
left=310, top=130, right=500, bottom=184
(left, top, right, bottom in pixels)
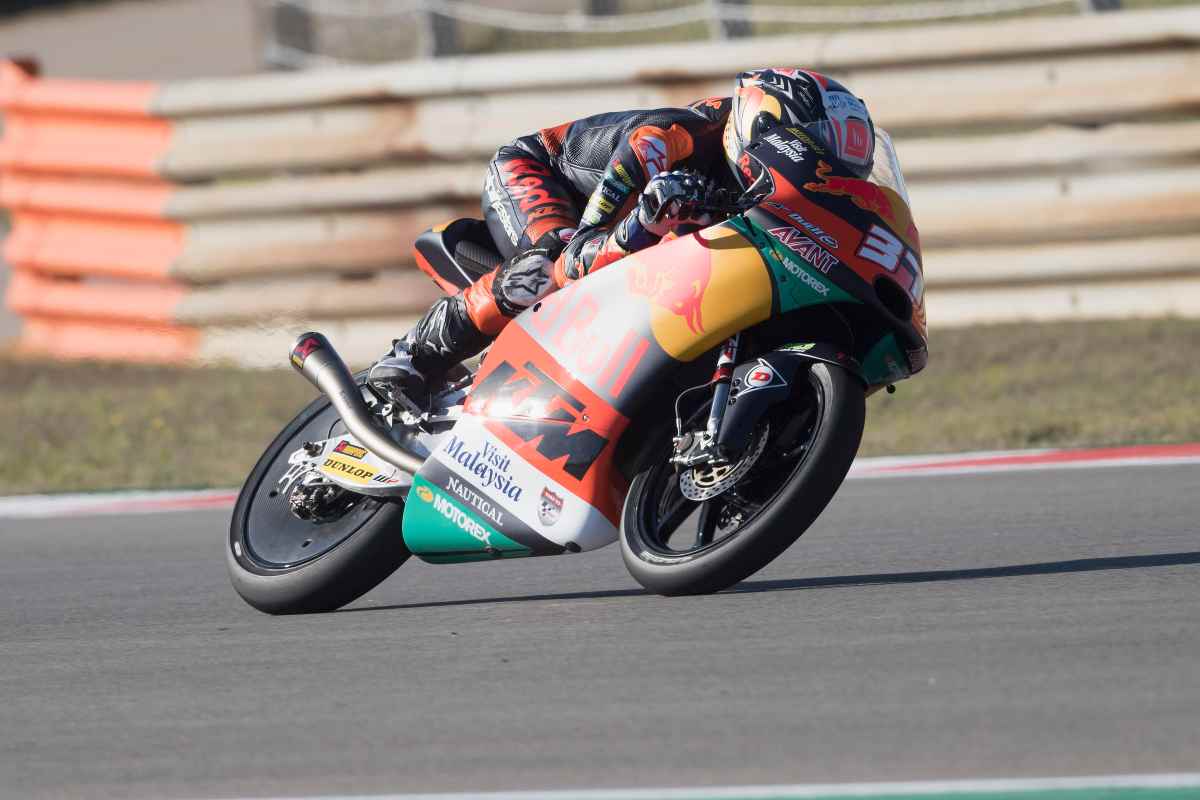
left=672, top=334, right=740, bottom=469
left=705, top=334, right=740, bottom=440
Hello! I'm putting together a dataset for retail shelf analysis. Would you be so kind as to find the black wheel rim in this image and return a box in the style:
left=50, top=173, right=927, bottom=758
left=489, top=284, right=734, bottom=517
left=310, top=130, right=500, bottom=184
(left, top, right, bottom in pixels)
left=636, top=368, right=827, bottom=559
left=238, top=397, right=387, bottom=571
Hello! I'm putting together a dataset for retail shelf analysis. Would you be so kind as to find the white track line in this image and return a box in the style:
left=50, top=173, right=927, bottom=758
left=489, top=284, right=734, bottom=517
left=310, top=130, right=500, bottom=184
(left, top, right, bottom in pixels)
left=203, top=771, right=1200, bottom=800
left=0, top=488, right=237, bottom=519
left=848, top=453, right=1200, bottom=479
left=3, top=444, right=1199, bottom=519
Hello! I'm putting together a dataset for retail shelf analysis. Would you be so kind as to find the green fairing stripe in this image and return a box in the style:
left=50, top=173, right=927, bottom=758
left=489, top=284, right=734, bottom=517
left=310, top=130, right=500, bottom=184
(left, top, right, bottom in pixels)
left=728, top=215, right=858, bottom=312
left=860, top=332, right=911, bottom=385
left=403, top=475, right=532, bottom=562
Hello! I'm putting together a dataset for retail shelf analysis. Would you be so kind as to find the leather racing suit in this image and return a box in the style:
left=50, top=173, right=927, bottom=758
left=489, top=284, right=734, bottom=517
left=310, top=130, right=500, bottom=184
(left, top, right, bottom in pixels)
left=403, top=96, right=735, bottom=379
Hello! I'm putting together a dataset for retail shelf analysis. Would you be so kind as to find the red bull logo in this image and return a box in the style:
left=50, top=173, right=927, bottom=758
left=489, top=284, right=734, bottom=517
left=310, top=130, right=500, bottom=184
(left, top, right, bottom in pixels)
left=627, top=254, right=713, bottom=334
left=804, top=161, right=919, bottom=247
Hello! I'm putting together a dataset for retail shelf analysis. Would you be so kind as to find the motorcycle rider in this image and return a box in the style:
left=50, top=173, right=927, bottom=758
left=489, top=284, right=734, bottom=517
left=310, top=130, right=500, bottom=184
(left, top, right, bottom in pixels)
left=369, top=68, right=876, bottom=406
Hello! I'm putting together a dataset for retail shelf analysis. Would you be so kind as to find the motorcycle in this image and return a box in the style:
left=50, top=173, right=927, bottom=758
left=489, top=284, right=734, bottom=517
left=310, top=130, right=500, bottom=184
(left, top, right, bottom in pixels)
left=226, top=123, right=927, bottom=614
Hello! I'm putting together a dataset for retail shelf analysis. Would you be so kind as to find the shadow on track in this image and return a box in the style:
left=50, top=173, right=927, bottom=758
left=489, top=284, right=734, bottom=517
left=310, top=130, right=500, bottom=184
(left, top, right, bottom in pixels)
left=340, top=550, right=1200, bottom=613
left=732, top=550, right=1200, bottom=595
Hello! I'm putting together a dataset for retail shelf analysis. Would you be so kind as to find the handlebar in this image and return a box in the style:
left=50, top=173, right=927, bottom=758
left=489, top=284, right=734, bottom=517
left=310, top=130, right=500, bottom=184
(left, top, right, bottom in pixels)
left=698, top=190, right=759, bottom=217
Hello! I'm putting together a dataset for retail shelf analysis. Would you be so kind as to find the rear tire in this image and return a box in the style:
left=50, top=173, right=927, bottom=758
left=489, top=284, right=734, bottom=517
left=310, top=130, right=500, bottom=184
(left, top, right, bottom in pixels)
left=227, top=385, right=409, bottom=614
left=620, top=362, right=864, bottom=596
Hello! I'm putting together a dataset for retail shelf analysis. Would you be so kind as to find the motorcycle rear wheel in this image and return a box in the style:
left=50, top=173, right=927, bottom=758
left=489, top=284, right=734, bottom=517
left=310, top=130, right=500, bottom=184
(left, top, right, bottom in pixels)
left=226, top=381, right=409, bottom=614
left=620, top=361, right=864, bottom=596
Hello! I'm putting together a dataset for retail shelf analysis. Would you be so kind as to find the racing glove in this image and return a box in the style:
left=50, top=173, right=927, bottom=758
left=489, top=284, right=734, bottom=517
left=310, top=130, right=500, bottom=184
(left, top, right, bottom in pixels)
left=639, top=170, right=715, bottom=235
left=616, top=170, right=715, bottom=252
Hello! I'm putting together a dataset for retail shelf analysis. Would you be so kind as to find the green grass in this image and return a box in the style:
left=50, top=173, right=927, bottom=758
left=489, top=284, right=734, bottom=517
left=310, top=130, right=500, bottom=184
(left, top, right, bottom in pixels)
left=1, top=317, right=1198, bottom=495
left=0, top=360, right=316, bottom=496
left=859, top=317, right=1200, bottom=456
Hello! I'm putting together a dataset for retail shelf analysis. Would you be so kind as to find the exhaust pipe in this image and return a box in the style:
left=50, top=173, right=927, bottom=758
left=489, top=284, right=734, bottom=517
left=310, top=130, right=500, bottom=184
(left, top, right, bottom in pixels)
left=289, top=332, right=425, bottom=475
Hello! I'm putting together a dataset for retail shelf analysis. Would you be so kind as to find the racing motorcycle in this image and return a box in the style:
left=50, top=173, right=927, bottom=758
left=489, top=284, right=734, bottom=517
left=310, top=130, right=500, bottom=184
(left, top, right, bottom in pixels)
left=226, top=123, right=927, bottom=614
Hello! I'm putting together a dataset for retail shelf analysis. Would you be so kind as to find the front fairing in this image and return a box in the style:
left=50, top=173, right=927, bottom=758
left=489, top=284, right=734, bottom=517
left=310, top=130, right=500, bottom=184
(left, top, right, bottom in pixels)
left=740, top=125, right=928, bottom=374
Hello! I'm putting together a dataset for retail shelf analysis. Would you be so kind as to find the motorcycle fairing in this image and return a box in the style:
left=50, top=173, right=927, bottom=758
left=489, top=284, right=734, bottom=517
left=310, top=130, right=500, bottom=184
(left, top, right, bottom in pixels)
left=728, top=210, right=914, bottom=387
left=402, top=412, right=614, bottom=562
left=404, top=474, right=534, bottom=563
left=313, top=436, right=411, bottom=494
left=744, top=128, right=928, bottom=366
left=516, top=223, right=776, bottom=404
left=402, top=223, right=779, bottom=561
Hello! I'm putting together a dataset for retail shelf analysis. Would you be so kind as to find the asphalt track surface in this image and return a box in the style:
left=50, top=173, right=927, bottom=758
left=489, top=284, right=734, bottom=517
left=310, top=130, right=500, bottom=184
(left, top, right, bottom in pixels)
left=2, top=464, right=1199, bottom=799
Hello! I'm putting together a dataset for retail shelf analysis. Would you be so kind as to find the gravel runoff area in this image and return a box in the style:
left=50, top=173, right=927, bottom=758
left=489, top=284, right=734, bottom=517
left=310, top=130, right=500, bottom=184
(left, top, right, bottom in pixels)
left=2, top=317, right=1198, bottom=495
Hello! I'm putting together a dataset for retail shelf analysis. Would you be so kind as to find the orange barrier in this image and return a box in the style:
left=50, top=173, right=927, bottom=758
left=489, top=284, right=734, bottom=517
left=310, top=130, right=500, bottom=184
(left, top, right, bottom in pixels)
left=0, top=171, right=173, bottom=219
left=2, top=8, right=1199, bottom=365
left=0, top=61, right=156, bottom=115
left=18, top=316, right=201, bottom=362
left=6, top=269, right=184, bottom=325
left=7, top=266, right=444, bottom=325
left=0, top=63, right=169, bottom=179
left=4, top=211, right=183, bottom=280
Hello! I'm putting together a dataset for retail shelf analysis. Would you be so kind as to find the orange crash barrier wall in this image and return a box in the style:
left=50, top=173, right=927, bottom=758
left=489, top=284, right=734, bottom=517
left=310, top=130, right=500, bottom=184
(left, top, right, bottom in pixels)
left=2, top=7, right=1199, bottom=366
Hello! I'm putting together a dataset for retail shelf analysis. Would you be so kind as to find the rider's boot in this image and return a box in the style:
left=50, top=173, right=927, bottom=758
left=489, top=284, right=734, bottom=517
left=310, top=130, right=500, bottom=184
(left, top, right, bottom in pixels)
left=370, top=231, right=568, bottom=410
left=368, top=294, right=491, bottom=410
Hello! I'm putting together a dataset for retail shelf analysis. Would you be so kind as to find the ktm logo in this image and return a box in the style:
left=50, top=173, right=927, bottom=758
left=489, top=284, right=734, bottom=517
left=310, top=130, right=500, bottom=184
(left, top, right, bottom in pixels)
left=472, top=361, right=608, bottom=481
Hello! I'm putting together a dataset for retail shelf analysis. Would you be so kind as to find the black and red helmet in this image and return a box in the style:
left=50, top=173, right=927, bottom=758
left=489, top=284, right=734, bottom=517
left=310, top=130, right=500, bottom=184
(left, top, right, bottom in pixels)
left=723, top=68, right=876, bottom=187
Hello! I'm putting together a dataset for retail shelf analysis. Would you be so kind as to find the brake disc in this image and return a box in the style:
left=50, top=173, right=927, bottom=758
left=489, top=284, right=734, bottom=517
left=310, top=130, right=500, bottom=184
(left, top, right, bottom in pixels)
left=679, top=422, right=770, bottom=501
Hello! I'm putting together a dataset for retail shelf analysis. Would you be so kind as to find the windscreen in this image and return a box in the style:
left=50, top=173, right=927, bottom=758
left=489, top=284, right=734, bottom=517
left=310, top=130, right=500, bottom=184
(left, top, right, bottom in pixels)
left=867, top=128, right=911, bottom=207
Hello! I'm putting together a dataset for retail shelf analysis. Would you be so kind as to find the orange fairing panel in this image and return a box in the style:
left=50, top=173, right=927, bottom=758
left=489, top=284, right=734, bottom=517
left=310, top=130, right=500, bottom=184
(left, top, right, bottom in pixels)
left=467, top=324, right=629, bottom=526
left=474, top=221, right=774, bottom=530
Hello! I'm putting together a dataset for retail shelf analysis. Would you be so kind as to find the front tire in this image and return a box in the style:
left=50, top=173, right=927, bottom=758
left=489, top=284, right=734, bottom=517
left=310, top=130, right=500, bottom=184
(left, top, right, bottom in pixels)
left=620, top=362, right=864, bottom=596
left=227, top=385, right=409, bottom=614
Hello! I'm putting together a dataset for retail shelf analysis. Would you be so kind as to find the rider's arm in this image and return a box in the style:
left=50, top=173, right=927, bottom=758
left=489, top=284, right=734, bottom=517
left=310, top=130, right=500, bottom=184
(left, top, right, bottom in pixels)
left=553, top=123, right=696, bottom=287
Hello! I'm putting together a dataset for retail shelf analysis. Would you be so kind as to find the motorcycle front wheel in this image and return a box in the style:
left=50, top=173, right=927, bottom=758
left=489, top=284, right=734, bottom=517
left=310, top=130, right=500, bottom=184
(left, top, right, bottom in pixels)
left=620, top=361, right=864, bottom=596
left=226, top=380, right=409, bottom=615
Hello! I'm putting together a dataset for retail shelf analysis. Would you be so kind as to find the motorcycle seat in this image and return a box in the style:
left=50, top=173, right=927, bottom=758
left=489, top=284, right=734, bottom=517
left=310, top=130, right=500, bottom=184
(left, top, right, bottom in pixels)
left=414, top=218, right=503, bottom=295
